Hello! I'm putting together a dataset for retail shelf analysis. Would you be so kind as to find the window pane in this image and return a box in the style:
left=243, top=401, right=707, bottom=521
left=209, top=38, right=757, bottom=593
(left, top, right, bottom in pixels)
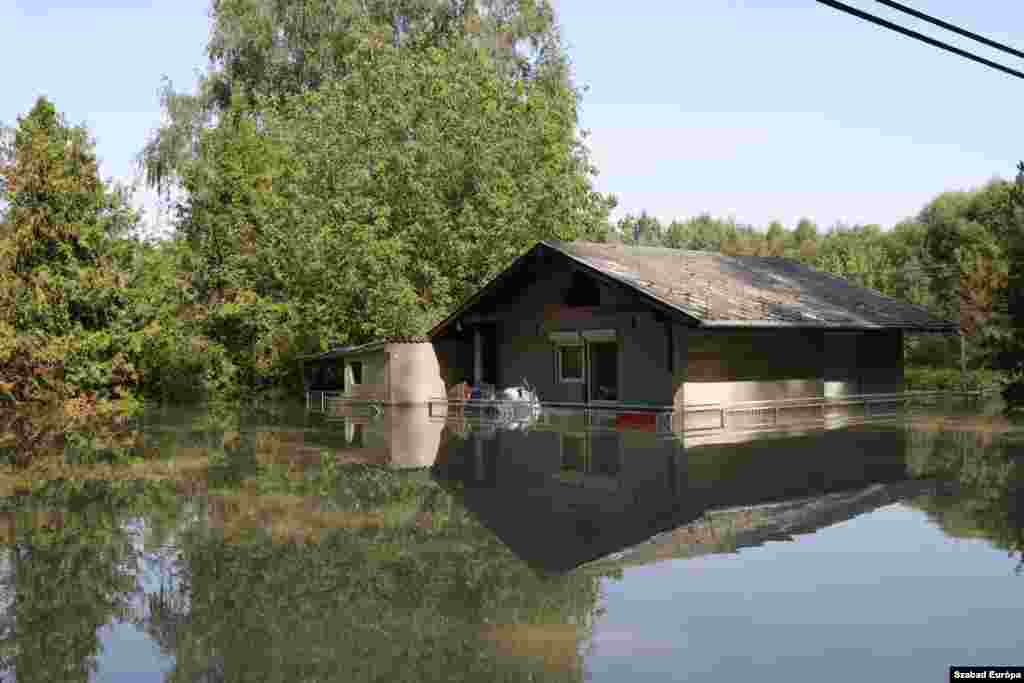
left=560, top=346, right=583, bottom=380
left=561, top=435, right=587, bottom=472
left=349, top=361, right=363, bottom=385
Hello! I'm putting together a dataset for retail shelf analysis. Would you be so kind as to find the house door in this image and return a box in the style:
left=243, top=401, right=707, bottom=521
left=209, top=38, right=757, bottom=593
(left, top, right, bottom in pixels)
left=587, top=341, right=619, bottom=402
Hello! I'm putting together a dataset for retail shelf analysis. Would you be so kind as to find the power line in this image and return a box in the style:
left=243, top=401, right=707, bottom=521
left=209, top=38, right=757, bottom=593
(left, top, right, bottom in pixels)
left=873, top=0, right=1024, bottom=61
left=815, top=0, right=1024, bottom=82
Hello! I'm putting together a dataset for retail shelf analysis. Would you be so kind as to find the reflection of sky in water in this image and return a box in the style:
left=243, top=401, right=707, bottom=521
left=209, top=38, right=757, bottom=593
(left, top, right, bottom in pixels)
left=96, top=623, right=173, bottom=683
left=94, top=519, right=179, bottom=683
left=589, top=504, right=1024, bottom=682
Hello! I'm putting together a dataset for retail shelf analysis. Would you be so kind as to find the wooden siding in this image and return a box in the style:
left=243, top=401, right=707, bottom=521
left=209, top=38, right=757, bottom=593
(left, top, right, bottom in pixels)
left=686, top=330, right=824, bottom=382
left=439, top=264, right=677, bottom=404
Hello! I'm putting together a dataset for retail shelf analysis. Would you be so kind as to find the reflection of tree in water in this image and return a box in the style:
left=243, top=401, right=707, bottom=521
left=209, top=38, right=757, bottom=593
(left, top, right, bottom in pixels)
left=905, top=423, right=1024, bottom=572
left=145, top=473, right=610, bottom=683
left=0, top=406, right=612, bottom=682
left=0, top=479, right=182, bottom=682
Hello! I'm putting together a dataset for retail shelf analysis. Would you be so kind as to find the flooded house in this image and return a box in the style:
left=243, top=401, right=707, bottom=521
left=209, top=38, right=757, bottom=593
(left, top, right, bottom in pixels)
left=429, top=240, right=957, bottom=408
left=302, top=240, right=958, bottom=414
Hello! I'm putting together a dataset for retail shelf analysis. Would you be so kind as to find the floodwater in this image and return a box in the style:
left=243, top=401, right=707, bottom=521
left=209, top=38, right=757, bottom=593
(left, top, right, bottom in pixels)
left=0, top=401, right=1022, bottom=682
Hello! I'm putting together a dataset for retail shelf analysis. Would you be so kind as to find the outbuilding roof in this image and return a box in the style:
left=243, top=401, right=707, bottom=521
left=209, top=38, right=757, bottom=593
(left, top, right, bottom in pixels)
left=542, top=241, right=957, bottom=332
left=297, top=336, right=431, bottom=362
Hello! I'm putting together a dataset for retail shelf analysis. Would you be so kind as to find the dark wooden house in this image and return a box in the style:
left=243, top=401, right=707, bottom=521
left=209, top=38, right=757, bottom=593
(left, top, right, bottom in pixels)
left=428, top=240, right=958, bottom=409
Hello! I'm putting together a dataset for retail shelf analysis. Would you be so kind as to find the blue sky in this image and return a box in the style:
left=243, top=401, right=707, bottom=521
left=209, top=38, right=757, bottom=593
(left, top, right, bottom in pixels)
left=3, top=0, right=1024, bottom=231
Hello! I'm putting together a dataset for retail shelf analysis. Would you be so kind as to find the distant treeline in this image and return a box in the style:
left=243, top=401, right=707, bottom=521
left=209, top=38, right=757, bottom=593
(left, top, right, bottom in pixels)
left=608, top=187, right=1023, bottom=387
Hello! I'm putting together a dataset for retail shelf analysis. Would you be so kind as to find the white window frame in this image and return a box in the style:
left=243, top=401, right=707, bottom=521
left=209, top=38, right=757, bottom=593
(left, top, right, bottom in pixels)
left=555, top=342, right=585, bottom=384
left=345, top=360, right=364, bottom=388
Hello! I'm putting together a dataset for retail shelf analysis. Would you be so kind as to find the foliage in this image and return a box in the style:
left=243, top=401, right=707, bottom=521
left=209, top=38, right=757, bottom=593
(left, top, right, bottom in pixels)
left=609, top=178, right=1024, bottom=376
left=172, top=33, right=614, bottom=388
left=0, top=98, right=144, bottom=427
left=0, top=98, right=244, bottom=424
left=906, top=422, right=1024, bottom=572
left=142, top=0, right=570, bottom=193
left=994, top=162, right=1024, bottom=411
left=0, top=478, right=184, bottom=682
left=904, top=366, right=1002, bottom=392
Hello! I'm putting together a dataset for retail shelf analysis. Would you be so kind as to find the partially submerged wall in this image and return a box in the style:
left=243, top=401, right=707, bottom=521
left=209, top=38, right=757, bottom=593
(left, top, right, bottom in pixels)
left=680, top=328, right=904, bottom=406
left=682, top=329, right=826, bottom=406
left=385, top=343, right=446, bottom=405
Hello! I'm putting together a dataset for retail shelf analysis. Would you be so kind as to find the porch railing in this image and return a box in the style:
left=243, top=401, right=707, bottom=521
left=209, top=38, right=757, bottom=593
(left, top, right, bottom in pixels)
left=312, top=386, right=1002, bottom=433
left=306, top=390, right=384, bottom=414
left=424, top=388, right=1002, bottom=436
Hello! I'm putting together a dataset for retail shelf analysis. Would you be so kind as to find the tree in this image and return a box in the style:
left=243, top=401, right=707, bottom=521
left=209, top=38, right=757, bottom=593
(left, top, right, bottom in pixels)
left=0, top=98, right=141, bottom=418
left=617, top=211, right=663, bottom=246
left=995, top=163, right=1024, bottom=409
left=174, top=37, right=615, bottom=387
left=142, top=0, right=568, bottom=193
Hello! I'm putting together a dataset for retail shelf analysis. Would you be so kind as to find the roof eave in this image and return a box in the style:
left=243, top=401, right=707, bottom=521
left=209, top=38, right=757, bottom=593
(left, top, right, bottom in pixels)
left=699, top=320, right=960, bottom=333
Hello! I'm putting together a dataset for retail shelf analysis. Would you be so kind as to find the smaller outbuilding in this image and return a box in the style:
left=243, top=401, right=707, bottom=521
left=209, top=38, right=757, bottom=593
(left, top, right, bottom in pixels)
left=299, top=337, right=445, bottom=406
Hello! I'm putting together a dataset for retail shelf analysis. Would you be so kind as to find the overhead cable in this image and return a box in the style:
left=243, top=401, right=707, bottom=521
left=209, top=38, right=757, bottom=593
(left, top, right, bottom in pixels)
left=873, top=0, right=1024, bottom=61
left=815, top=0, right=1024, bottom=81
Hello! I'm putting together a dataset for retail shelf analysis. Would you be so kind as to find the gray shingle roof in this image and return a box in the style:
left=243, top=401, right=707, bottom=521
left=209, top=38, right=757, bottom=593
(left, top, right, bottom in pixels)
left=547, top=241, right=958, bottom=332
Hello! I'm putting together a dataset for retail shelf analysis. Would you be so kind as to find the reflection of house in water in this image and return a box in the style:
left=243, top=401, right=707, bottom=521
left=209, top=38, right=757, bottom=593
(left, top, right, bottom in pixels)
left=310, top=406, right=445, bottom=469
left=432, top=420, right=919, bottom=572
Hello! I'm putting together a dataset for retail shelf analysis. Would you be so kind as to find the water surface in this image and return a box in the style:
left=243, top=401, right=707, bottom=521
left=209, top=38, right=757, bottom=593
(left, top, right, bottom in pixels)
left=0, top=402, right=1021, bottom=682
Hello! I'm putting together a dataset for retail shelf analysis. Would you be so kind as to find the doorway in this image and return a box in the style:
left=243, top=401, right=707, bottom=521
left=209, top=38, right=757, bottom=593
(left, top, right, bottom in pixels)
left=587, top=341, right=619, bottom=402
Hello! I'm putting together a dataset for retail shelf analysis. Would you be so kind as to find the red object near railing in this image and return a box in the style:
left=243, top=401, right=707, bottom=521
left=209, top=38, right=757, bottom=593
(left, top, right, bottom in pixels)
left=614, top=413, right=658, bottom=431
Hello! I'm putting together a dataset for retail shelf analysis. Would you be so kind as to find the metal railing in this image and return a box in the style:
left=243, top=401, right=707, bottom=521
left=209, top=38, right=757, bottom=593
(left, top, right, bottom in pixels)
left=426, top=388, right=1002, bottom=436
left=306, top=390, right=384, bottom=414
left=318, top=387, right=1003, bottom=434
left=427, top=397, right=542, bottom=423
left=680, top=389, right=1000, bottom=434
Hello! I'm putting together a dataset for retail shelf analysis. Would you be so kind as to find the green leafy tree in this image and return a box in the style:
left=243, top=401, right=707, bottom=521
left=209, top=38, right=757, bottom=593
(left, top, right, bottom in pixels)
left=0, top=98, right=141, bottom=423
left=142, top=0, right=569, bottom=193
left=174, top=35, right=614, bottom=388
left=996, top=163, right=1024, bottom=408
left=617, top=211, right=663, bottom=246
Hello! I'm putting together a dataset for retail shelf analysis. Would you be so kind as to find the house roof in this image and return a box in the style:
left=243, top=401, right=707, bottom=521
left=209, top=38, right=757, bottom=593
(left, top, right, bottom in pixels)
left=298, top=336, right=430, bottom=362
left=429, top=240, right=954, bottom=334
left=581, top=480, right=938, bottom=573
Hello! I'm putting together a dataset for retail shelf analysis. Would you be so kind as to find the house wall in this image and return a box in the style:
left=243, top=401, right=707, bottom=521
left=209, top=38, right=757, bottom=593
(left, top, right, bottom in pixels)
left=436, top=266, right=676, bottom=405
left=342, top=349, right=388, bottom=401
left=856, top=330, right=904, bottom=394
left=682, top=329, right=826, bottom=406
left=385, top=343, right=447, bottom=405
left=681, top=328, right=904, bottom=406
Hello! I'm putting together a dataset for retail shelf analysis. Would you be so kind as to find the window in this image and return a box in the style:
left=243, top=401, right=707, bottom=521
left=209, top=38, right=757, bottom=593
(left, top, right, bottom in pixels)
left=346, top=361, right=363, bottom=387
left=557, top=345, right=584, bottom=383
left=556, top=432, right=622, bottom=492
left=345, top=421, right=365, bottom=448
left=560, top=434, right=587, bottom=472
left=564, top=271, right=601, bottom=307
